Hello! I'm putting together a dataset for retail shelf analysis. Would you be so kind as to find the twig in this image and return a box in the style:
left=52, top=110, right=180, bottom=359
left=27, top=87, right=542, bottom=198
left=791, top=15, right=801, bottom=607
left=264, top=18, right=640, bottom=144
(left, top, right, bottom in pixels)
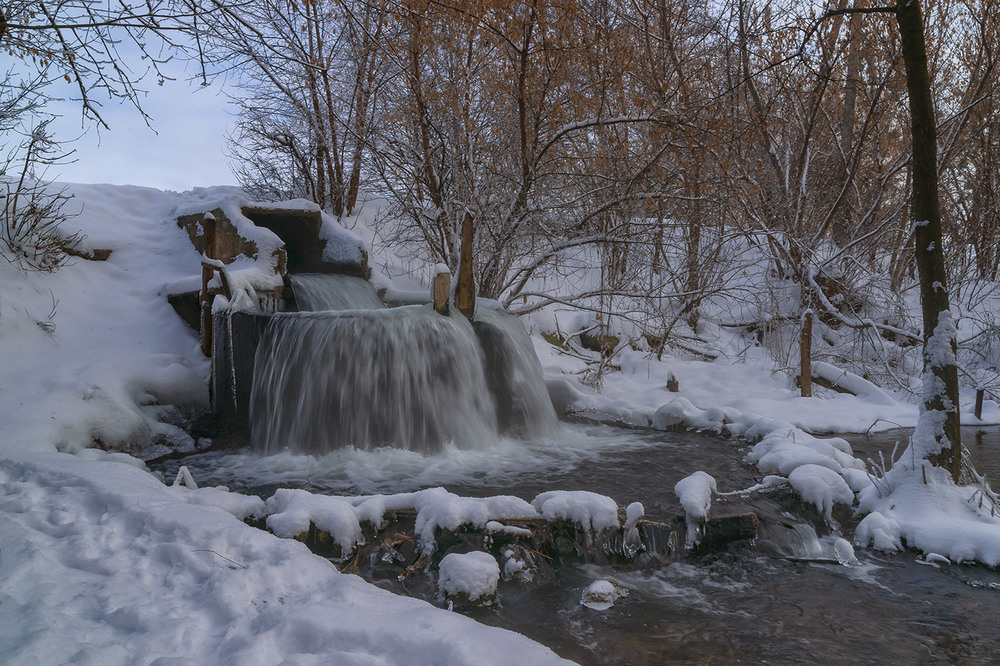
left=193, top=549, right=246, bottom=569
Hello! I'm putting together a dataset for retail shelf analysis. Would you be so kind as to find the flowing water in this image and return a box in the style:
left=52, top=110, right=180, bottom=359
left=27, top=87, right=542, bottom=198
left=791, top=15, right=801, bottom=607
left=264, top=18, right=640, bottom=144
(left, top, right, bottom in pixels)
left=156, top=424, right=1000, bottom=665
left=184, top=276, right=1000, bottom=663
left=289, top=273, right=385, bottom=311
left=250, top=307, right=499, bottom=454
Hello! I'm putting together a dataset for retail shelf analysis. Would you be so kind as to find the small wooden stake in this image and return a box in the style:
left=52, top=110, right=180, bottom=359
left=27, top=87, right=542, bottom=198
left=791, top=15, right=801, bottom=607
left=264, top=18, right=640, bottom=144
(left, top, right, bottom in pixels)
left=432, top=266, right=451, bottom=315
left=800, top=310, right=813, bottom=397
left=200, top=213, right=217, bottom=357
left=666, top=372, right=679, bottom=392
left=975, top=388, right=985, bottom=420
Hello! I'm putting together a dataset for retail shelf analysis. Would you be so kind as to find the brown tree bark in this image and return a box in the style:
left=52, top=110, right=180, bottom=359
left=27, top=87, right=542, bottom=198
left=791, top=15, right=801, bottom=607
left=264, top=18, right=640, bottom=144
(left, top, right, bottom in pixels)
left=454, top=211, right=476, bottom=321
left=896, top=0, right=962, bottom=481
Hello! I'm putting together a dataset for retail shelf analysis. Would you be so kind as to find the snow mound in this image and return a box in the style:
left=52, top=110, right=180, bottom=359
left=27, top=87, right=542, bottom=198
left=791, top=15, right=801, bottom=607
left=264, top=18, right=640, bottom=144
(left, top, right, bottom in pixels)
left=438, top=551, right=500, bottom=604
left=531, top=490, right=620, bottom=533
left=674, top=472, right=716, bottom=524
left=787, top=464, right=855, bottom=522
left=854, top=511, right=902, bottom=552
left=265, top=488, right=363, bottom=553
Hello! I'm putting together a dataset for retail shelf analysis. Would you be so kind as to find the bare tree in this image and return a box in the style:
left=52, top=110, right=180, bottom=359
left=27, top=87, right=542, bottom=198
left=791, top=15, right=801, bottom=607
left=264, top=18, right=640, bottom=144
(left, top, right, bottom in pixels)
left=1, top=0, right=222, bottom=270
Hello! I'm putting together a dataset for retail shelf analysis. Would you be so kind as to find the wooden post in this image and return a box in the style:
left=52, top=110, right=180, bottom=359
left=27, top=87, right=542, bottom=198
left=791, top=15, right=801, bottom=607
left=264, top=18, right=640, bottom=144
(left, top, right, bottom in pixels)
left=200, top=213, right=217, bottom=357
left=454, top=211, right=476, bottom=321
left=800, top=310, right=813, bottom=397
left=975, top=388, right=985, bottom=421
left=432, top=264, right=451, bottom=315
left=666, top=371, right=679, bottom=392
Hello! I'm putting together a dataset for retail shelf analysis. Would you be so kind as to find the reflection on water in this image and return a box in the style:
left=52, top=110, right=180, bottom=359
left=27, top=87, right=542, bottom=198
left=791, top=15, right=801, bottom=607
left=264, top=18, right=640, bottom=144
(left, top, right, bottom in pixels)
left=846, top=425, right=1000, bottom=484
left=153, top=425, right=1000, bottom=664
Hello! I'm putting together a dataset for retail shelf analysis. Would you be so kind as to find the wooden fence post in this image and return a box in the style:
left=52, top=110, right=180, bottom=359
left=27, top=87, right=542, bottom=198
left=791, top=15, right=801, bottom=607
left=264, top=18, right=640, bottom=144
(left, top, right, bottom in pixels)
left=200, top=213, right=217, bottom=357
left=432, top=264, right=451, bottom=315
left=454, top=211, right=476, bottom=321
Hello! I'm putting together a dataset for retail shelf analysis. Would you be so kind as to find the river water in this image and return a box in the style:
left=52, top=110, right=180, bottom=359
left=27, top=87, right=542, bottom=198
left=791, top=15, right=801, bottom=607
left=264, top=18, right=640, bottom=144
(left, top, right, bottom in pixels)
left=154, top=424, right=1000, bottom=664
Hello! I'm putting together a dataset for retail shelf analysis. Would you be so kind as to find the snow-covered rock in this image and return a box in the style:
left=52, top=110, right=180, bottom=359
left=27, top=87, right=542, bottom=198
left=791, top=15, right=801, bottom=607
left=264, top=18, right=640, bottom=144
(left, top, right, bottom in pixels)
left=531, top=490, right=620, bottom=533
left=438, top=551, right=501, bottom=605
left=787, top=464, right=855, bottom=522
left=580, top=578, right=627, bottom=611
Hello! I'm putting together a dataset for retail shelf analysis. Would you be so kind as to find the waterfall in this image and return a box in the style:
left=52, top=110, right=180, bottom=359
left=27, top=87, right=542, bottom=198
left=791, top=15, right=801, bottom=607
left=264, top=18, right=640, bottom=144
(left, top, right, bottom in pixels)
left=473, top=307, right=560, bottom=439
left=290, top=273, right=384, bottom=311
left=250, top=307, right=500, bottom=454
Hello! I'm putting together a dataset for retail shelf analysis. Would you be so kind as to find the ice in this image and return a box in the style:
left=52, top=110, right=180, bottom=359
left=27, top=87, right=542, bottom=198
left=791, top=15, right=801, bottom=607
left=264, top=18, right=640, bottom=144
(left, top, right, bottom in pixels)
left=580, top=578, right=627, bottom=611
left=833, top=538, right=860, bottom=566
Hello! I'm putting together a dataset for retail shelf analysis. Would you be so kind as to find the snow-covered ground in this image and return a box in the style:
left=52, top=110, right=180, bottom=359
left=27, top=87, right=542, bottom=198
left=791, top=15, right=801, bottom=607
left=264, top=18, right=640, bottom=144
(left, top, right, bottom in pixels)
left=2, top=183, right=1000, bottom=664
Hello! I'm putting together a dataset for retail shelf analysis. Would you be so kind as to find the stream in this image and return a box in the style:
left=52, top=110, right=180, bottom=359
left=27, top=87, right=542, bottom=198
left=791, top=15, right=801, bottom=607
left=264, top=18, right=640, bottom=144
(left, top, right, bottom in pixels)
left=153, top=423, right=1000, bottom=665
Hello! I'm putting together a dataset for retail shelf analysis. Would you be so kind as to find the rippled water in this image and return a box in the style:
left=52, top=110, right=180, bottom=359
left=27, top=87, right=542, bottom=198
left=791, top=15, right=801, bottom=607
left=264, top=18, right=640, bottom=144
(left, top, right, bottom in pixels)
left=154, top=424, right=1000, bottom=664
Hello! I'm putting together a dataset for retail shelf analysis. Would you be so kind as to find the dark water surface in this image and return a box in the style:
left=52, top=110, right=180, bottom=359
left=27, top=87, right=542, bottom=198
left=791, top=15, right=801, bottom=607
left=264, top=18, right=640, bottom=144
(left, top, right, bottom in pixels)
left=154, top=425, right=1000, bottom=665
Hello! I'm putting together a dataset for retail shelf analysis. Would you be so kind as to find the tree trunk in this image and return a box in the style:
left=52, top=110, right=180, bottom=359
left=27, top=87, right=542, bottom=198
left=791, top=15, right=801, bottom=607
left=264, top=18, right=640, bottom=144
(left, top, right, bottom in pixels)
left=897, top=0, right=962, bottom=481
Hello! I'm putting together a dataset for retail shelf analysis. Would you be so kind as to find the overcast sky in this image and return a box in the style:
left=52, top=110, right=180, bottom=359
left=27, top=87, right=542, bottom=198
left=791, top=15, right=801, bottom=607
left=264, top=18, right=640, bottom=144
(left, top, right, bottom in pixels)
left=47, top=61, right=238, bottom=192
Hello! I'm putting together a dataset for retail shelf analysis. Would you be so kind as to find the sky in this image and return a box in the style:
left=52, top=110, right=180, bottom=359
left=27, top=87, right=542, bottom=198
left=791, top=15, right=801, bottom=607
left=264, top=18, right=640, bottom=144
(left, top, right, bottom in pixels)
left=47, top=60, right=238, bottom=192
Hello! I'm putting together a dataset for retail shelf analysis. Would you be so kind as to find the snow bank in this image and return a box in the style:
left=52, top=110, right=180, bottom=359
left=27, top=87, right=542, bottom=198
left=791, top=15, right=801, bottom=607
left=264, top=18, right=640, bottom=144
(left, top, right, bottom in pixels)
left=0, top=454, right=571, bottom=665
left=858, top=462, right=1000, bottom=566
left=438, top=551, right=501, bottom=604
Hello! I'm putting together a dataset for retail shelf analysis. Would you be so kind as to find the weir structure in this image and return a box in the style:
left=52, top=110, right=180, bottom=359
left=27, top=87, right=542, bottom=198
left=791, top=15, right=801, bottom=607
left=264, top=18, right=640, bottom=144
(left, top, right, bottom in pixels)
left=174, top=203, right=556, bottom=454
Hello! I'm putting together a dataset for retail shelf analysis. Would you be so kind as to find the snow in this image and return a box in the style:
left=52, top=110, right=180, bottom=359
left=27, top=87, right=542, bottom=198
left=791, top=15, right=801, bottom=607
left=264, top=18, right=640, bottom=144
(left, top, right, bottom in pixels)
left=810, top=361, right=897, bottom=406
left=854, top=511, right=903, bottom=552
left=531, top=490, right=621, bottom=533
left=858, top=462, right=1000, bottom=566
left=580, top=579, right=628, bottom=611
left=0, top=455, right=572, bottom=665
left=265, top=488, right=363, bottom=552
left=349, top=489, right=539, bottom=555
left=674, top=472, right=716, bottom=524
left=438, top=552, right=501, bottom=603
left=624, top=501, right=644, bottom=531
left=787, top=464, right=855, bottom=522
